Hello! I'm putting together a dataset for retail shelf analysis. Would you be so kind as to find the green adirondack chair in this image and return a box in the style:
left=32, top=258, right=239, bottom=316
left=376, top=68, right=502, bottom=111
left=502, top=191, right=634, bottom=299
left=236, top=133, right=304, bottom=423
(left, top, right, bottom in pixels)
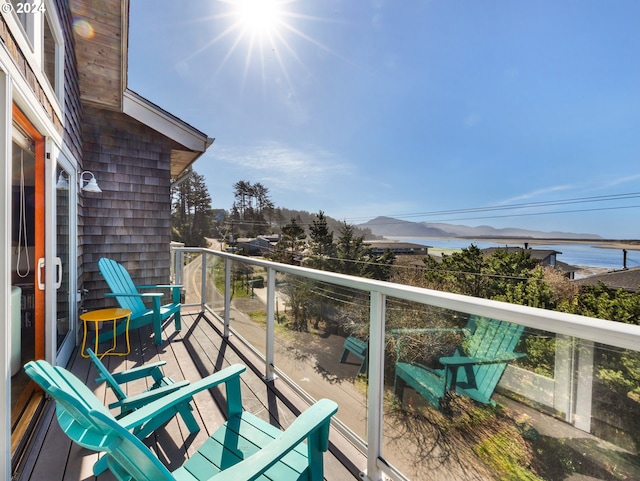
left=87, top=348, right=197, bottom=427
left=24, top=360, right=338, bottom=481
left=394, top=316, right=525, bottom=409
left=339, top=335, right=368, bottom=376
left=24, top=359, right=246, bottom=475
left=98, top=257, right=182, bottom=345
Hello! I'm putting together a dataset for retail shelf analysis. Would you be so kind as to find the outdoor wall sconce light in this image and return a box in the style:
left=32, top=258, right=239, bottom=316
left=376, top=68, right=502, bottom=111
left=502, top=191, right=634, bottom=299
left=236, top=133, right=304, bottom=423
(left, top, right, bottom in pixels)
left=56, top=171, right=102, bottom=193
left=56, top=171, right=69, bottom=190
left=79, top=171, right=102, bottom=193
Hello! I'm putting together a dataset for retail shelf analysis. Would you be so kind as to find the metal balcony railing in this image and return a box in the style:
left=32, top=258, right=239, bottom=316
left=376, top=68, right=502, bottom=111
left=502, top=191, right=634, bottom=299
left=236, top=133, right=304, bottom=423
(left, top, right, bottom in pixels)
left=172, top=246, right=640, bottom=481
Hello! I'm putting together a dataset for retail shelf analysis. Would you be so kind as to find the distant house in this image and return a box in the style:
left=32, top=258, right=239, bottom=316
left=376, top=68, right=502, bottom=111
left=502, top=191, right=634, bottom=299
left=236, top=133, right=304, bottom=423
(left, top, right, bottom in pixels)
left=574, top=266, right=640, bottom=293
left=211, top=209, right=227, bottom=223
left=365, top=240, right=430, bottom=255
left=237, top=236, right=278, bottom=255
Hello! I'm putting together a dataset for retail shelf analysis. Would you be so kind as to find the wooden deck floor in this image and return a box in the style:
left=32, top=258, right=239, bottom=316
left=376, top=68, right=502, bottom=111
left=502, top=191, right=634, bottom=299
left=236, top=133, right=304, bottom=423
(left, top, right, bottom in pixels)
left=16, top=311, right=363, bottom=481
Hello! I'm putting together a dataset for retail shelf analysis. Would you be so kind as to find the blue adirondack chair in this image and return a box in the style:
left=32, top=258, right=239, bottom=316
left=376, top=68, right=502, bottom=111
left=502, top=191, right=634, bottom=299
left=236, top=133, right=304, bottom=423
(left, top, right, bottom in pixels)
left=339, top=335, right=368, bottom=376
left=24, top=359, right=246, bottom=475
left=98, top=257, right=182, bottom=345
left=24, top=360, right=338, bottom=481
left=87, top=348, right=197, bottom=427
left=394, top=316, right=525, bottom=409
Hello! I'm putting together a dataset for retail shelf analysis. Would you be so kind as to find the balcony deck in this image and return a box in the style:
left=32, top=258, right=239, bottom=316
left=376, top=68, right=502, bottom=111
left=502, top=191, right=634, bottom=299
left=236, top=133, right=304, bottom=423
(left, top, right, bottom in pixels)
left=16, top=310, right=364, bottom=481
left=15, top=246, right=640, bottom=480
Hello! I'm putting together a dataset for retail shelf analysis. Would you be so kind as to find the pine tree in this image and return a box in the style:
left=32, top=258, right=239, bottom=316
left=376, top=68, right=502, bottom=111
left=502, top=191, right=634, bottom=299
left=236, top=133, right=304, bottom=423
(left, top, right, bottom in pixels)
left=307, top=211, right=335, bottom=270
left=171, top=170, right=213, bottom=247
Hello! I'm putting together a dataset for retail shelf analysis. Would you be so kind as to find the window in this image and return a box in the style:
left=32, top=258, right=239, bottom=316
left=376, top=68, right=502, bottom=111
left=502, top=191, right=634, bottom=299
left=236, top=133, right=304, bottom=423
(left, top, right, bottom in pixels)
left=42, top=13, right=56, bottom=89
left=41, top=6, right=64, bottom=101
left=9, top=0, right=35, bottom=44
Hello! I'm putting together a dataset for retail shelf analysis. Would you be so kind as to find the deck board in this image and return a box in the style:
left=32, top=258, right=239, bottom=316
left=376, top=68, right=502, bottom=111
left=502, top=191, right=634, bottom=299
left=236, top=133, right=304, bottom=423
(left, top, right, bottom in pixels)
left=17, top=311, right=360, bottom=481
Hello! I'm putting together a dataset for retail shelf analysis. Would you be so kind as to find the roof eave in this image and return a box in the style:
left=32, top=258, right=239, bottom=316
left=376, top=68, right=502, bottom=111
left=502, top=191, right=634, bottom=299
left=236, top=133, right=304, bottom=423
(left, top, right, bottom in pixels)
left=122, top=89, right=214, bottom=177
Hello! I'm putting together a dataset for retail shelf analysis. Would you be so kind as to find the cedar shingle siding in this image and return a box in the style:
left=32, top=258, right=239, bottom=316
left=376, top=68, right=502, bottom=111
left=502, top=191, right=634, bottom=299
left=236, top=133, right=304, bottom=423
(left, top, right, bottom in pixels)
left=81, top=105, right=177, bottom=309
left=56, top=0, right=84, bottom=161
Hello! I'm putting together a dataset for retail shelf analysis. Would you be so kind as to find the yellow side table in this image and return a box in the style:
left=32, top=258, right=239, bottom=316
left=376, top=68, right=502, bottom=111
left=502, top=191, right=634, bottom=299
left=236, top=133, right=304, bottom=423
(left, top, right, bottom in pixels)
left=80, top=307, right=132, bottom=359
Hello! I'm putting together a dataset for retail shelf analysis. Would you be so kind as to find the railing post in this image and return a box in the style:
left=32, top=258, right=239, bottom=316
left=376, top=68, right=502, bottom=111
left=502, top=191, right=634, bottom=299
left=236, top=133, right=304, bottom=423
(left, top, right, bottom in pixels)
left=224, top=258, right=231, bottom=338
left=265, top=267, right=277, bottom=381
left=200, top=252, right=207, bottom=314
left=366, top=291, right=386, bottom=481
left=174, top=249, right=183, bottom=286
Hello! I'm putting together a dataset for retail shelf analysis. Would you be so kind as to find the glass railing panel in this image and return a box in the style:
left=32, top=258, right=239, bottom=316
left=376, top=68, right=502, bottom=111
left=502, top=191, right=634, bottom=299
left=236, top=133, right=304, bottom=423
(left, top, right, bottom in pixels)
left=226, top=258, right=267, bottom=357
left=269, top=271, right=371, bottom=441
left=181, top=251, right=202, bottom=306
left=590, top=343, right=640, bottom=456
left=382, top=309, right=640, bottom=480
left=203, top=253, right=225, bottom=316
left=382, top=303, right=475, bottom=480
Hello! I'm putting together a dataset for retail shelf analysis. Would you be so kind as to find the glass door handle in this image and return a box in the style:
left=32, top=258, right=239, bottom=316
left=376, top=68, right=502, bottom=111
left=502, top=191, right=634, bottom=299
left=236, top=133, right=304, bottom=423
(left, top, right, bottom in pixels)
left=37, top=258, right=45, bottom=290
left=55, top=257, right=63, bottom=289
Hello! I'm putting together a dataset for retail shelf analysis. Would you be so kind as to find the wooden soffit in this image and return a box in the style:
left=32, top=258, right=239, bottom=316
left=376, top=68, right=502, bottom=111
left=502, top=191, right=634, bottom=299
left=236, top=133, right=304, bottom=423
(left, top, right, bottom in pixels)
left=69, top=0, right=128, bottom=110
left=123, top=89, right=214, bottom=179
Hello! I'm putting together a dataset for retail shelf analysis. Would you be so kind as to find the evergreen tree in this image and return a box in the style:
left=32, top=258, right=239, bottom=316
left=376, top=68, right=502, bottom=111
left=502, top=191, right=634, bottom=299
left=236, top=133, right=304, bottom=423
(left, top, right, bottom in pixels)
left=335, top=222, right=369, bottom=276
left=171, top=170, right=213, bottom=247
left=231, top=180, right=274, bottom=237
left=307, top=211, right=335, bottom=271
left=272, top=218, right=306, bottom=264
left=424, top=244, right=487, bottom=297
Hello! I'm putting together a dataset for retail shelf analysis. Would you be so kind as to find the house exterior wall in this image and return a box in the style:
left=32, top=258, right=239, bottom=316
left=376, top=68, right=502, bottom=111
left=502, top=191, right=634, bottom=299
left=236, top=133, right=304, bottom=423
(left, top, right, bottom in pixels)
left=55, top=0, right=83, bottom=160
left=80, top=105, right=178, bottom=309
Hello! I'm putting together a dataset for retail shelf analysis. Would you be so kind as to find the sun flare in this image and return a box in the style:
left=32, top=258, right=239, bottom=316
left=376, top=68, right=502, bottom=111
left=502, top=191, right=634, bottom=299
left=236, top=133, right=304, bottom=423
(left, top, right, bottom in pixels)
left=235, top=0, right=284, bottom=35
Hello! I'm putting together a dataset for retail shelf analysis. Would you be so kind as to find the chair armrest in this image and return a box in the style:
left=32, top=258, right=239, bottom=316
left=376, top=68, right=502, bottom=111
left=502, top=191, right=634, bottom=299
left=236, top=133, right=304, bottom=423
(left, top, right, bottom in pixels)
left=109, top=380, right=190, bottom=411
left=210, top=399, right=338, bottom=481
left=138, top=285, right=182, bottom=303
left=104, top=292, right=163, bottom=298
left=137, top=285, right=182, bottom=290
left=440, top=352, right=525, bottom=367
left=118, top=364, right=246, bottom=431
left=390, top=328, right=468, bottom=335
left=99, top=361, right=167, bottom=384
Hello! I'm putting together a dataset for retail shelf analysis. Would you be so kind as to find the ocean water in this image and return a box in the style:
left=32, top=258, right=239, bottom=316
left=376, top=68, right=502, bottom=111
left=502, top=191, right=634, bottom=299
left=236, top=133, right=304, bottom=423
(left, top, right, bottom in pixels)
left=387, top=237, right=639, bottom=270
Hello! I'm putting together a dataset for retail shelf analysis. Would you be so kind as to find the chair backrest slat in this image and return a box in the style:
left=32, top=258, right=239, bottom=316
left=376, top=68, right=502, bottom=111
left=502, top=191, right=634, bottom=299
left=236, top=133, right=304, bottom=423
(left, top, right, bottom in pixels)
left=461, top=317, right=524, bottom=398
left=87, top=349, right=127, bottom=401
left=99, top=258, right=147, bottom=315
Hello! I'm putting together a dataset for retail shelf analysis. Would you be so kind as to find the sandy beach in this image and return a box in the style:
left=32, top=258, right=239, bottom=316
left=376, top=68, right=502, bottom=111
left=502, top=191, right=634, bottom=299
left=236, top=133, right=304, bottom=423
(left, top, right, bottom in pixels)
left=465, top=238, right=640, bottom=251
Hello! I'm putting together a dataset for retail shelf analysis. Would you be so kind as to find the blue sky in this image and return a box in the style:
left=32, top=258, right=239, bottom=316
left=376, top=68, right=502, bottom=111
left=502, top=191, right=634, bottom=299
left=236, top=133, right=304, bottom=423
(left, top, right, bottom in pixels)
left=128, top=0, right=640, bottom=238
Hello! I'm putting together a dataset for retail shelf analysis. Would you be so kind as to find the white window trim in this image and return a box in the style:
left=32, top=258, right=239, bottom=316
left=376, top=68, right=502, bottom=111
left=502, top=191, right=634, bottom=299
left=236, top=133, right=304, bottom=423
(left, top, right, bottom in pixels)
left=6, top=0, right=36, bottom=50
left=0, top=63, right=13, bottom=481
left=41, top=1, right=64, bottom=103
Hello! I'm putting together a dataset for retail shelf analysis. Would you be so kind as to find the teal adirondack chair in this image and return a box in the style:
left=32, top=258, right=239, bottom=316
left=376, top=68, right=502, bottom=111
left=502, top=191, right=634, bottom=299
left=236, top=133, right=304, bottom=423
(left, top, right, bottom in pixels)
left=339, top=335, right=368, bottom=376
left=24, top=360, right=338, bottom=481
left=87, top=348, right=197, bottom=428
left=394, top=316, right=525, bottom=409
left=98, top=257, right=182, bottom=345
left=24, top=359, right=246, bottom=475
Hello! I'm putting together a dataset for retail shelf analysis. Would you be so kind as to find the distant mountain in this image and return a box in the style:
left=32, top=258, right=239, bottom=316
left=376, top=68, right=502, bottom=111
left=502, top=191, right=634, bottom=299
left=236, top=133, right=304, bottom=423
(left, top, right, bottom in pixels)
left=358, top=216, right=603, bottom=240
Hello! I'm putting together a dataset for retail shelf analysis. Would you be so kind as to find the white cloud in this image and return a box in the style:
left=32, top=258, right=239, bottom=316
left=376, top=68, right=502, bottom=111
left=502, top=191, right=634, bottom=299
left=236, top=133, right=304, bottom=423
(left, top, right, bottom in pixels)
left=598, top=173, right=640, bottom=189
left=496, top=184, right=574, bottom=206
left=214, top=140, right=355, bottom=194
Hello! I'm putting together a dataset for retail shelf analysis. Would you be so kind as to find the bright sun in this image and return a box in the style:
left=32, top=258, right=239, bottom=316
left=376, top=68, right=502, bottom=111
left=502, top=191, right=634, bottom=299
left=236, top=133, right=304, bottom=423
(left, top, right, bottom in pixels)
left=235, top=0, right=284, bottom=35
